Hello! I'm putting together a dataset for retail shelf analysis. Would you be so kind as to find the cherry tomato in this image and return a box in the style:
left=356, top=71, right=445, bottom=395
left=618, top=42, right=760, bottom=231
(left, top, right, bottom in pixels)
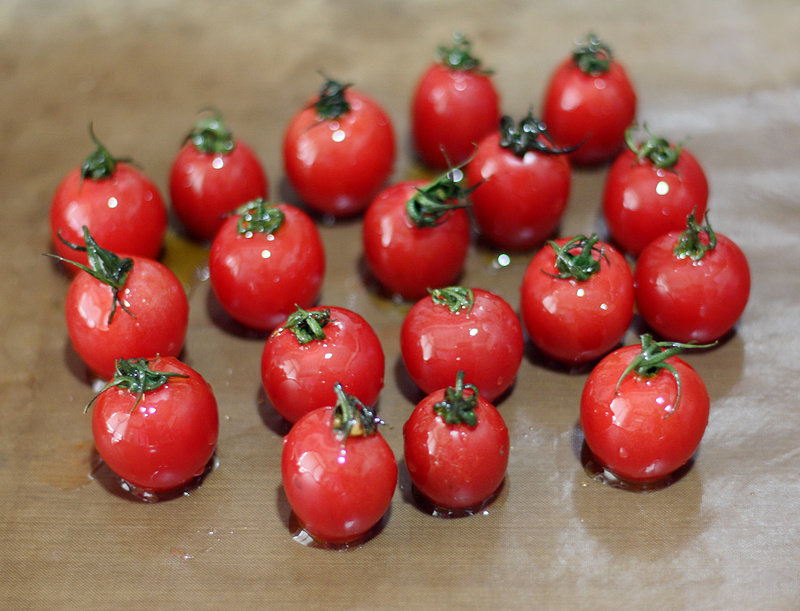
left=50, top=125, right=167, bottom=272
left=542, top=33, right=637, bottom=165
left=411, top=32, right=500, bottom=170
left=282, top=385, right=397, bottom=545
left=580, top=334, right=710, bottom=484
left=635, top=211, right=750, bottom=343
left=283, top=76, right=395, bottom=218
left=602, top=124, right=709, bottom=256
left=169, top=110, right=268, bottom=241
left=520, top=234, right=634, bottom=366
left=261, top=305, right=385, bottom=424
left=403, top=371, right=509, bottom=511
left=90, top=356, right=218, bottom=497
left=401, top=286, right=523, bottom=402
left=208, top=199, right=325, bottom=332
left=362, top=171, right=471, bottom=301
left=51, top=227, right=189, bottom=380
left=466, top=111, right=572, bottom=251
left=603, top=126, right=708, bottom=255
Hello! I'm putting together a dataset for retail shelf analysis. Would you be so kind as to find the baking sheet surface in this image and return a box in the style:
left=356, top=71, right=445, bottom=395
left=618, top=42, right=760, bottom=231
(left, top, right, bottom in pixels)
left=2, top=1, right=799, bottom=608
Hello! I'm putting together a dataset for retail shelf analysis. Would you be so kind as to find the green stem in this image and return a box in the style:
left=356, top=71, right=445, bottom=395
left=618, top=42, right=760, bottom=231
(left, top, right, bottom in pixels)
left=673, top=209, right=717, bottom=262
left=44, top=226, right=135, bottom=324
left=615, top=334, right=716, bottom=415
left=332, top=383, right=381, bottom=440
left=499, top=109, right=576, bottom=157
left=234, top=198, right=285, bottom=236
left=625, top=124, right=682, bottom=171
left=406, top=159, right=477, bottom=228
left=80, top=123, right=133, bottom=181
left=572, top=33, right=613, bottom=75
left=312, top=76, right=352, bottom=120
left=85, top=357, right=188, bottom=413
left=436, top=32, right=491, bottom=74
left=434, top=371, right=479, bottom=427
left=184, top=108, right=236, bottom=154
left=276, top=306, right=332, bottom=345
left=542, top=234, right=608, bottom=282
left=429, top=286, right=474, bottom=315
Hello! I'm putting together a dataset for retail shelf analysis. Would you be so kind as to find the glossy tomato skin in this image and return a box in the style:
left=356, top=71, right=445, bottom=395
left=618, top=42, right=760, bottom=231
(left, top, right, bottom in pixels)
left=261, top=306, right=385, bottom=424
left=403, top=388, right=509, bottom=510
left=467, top=131, right=571, bottom=251
left=542, top=57, right=636, bottom=166
left=50, top=163, right=167, bottom=271
left=282, top=406, right=398, bottom=544
left=66, top=256, right=189, bottom=380
left=520, top=237, right=634, bottom=365
left=362, top=181, right=471, bottom=301
left=635, top=230, right=751, bottom=343
left=602, top=148, right=709, bottom=256
left=412, top=63, right=500, bottom=170
left=208, top=203, right=325, bottom=331
left=580, top=344, right=709, bottom=483
left=401, top=289, right=523, bottom=402
left=91, top=356, right=219, bottom=493
left=169, top=139, right=268, bottom=241
left=283, top=89, right=395, bottom=217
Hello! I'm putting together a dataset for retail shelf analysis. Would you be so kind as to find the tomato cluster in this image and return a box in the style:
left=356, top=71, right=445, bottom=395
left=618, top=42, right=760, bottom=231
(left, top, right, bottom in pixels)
left=46, top=31, right=749, bottom=546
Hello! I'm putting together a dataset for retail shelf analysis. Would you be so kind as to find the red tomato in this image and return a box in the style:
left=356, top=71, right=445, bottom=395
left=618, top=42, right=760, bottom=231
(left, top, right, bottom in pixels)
left=50, top=125, right=167, bottom=272
left=602, top=124, right=709, bottom=256
left=403, top=371, right=509, bottom=511
left=261, top=305, right=385, bottom=424
left=520, top=234, right=634, bottom=365
left=90, top=356, right=218, bottom=497
left=169, top=111, right=268, bottom=241
left=283, top=77, right=395, bottom=217
left=52, top=227, right=188, bottom=380
left=282, top=386, right=397, bottom=545
left=401, top=287, right=523, bottom=402
left=208, top=200, right=325, bottom=332
left=466, top=111, right=572, bottom=251
left=542, top=33, right=637, bottom=165
left=635, top=211, right=750, bottom=343
left=580, top=335, right=710, bottom=484
left=411, top=32, right=500, bottom=170
left=362, top=172, right=471, bottom=301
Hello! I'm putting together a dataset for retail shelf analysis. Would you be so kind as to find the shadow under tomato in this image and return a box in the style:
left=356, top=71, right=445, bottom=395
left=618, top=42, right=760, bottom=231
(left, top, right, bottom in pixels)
left=393, top=355, right=427, bottom=405
left=570, top=420, right=695, bottom=493
left=204, top=284, right=272, bottom=340
left=256, top=385, right=292, bottom=438
left=397, top=458, right=507, bottom=519
left=523, top=338, right=604, bottom=376
left=276, top=483, right=392, bottom=551
left=88, top=445, right=218, bottom=503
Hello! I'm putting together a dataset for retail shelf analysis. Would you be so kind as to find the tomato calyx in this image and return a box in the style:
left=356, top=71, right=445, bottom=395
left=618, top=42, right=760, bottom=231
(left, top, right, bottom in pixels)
left=85, top=357, right=188, bottom=414
left=543, top=234, right=608, bottom=282
left=436, top=32, right=492, bottom=75
left=429, top=286, right=475, bottom=315
left=615, top=334, right=715, bottom=415
left=434, top=370, right=479, bottom=427
left=406, top=163, right=476, bottom=228
left=331, top=383, right=383, bottom=440
left=80, top=122, right=133, bottom=182
left=276, top=305, right=332, bottom=345
left=45, top=225, right=135, bottom=323
left=234, top=198, right=285, bottom=236
left=572, top=32, right=613, bottom=75
left=499, top=110, right=577, bottom=157
left=674, top=209, right=717, bottom=262
left=184, top=108, right=236, bottom=155
left=312, top=76, right=352, bottom=120
left=625, top=124, right=682, bottom=171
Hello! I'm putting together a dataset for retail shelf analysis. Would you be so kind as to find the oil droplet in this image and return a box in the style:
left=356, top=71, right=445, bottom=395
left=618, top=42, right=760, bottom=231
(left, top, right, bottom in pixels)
left=656, top=180, right=670, bottom=195
left=107, top=196, right=118, bottom=208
